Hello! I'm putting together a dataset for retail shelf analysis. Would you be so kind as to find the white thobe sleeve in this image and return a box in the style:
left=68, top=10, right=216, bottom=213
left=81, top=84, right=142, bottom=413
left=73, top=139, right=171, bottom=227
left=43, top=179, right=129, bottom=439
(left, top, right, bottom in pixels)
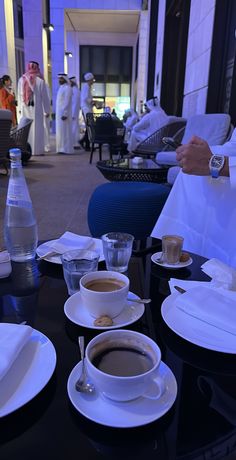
left=72, top=88, right=80, bottom=118
left=62, top=86, right=72, bottom=117
left=17, top=77, right=23, bottom=114
left=210, top=128, right=236, bottom=188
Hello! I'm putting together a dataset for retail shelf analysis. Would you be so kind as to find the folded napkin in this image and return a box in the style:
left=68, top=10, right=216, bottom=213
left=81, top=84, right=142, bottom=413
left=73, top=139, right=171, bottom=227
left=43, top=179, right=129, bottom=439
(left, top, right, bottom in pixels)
left=201, top=258, right=236, bottom=291
left=0, top=323, right=32, bottom=381
left=169, top=278, right=211, bottom=294
left=48, top=232, right=93, bottom=254
left=175, top=286, right=236, bottom=335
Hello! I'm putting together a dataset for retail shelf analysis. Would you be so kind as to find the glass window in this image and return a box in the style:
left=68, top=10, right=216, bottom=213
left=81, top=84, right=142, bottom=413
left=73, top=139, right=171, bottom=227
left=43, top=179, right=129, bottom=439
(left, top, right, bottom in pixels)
left=92, top=83, right=105, bottom=97
left=106, top=84, right=119, bottom=97
left=121, top=84, right=130, bottom=97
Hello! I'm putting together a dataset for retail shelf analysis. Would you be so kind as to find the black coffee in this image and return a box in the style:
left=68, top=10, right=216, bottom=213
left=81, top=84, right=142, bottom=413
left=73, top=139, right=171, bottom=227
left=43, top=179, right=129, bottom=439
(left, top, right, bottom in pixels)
left=92, top=347, right=153, bottom=377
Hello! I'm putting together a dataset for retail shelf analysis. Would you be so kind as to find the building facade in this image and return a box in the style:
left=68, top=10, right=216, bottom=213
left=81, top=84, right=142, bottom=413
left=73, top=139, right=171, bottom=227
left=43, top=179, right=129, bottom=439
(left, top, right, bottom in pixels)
left=1, top=0, right=236, bottom=124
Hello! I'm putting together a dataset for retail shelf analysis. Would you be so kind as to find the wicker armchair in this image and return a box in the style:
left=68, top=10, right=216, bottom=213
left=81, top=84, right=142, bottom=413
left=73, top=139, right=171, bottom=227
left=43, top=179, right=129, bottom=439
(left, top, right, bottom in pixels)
left=131, top=116, right=187, bottom=158
left=10, top=118, right=33, bottom=164
left=86, top=113, right=125, bottom=163
left=0, top=109, right=12, bottom=175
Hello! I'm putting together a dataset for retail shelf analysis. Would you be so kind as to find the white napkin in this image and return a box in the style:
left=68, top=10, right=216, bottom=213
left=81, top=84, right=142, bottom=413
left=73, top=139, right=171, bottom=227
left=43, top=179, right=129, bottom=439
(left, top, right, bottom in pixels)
left=201, top=258, right=236, bottom=291
left=49, top=232, right=93, bottom=254
left=0, top=323, right=33, bottom=381
left=169, top=278, right=211, bottom=294
left=174, top=286, right=236, bottom=335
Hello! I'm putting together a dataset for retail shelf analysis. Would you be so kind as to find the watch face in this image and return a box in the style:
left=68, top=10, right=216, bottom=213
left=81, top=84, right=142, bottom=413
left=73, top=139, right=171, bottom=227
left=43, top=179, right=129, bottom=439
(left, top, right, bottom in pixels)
left=211, top=156, right=224, bottom=168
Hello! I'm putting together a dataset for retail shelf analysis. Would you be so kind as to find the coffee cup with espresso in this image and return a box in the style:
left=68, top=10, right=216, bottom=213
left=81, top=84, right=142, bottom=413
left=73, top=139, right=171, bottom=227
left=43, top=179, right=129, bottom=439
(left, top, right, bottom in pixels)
left=80, top=270, right=129, bottom=319
left=85, top=329, right=165, bottom=402
left=162, top=235, right=184, bottom=264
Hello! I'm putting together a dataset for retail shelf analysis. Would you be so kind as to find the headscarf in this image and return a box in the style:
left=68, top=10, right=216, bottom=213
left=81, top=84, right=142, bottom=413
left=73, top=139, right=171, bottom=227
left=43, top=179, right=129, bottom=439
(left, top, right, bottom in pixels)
left=22, top=61, right=44, bottom=104
left=58, top=73, right=70, bottom=84
left=145, top=97, right=161, bottom=111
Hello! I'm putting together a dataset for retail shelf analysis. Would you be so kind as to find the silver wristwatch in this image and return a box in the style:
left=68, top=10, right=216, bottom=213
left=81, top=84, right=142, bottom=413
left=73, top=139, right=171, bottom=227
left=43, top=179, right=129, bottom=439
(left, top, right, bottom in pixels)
left=209, top=155, right=225, bottom=178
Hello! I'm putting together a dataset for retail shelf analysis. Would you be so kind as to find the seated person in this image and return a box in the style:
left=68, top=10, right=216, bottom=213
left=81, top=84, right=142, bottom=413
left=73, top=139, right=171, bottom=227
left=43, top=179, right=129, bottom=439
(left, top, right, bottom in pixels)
left=151, top=131, right=236, bottom=267
left=123, top=108, right=139, bottom=135
left=127, top=97, right=168, bottom=153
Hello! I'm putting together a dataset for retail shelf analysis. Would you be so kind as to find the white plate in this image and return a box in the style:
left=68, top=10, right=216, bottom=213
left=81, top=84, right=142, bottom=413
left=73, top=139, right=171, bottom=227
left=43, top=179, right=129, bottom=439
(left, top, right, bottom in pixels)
left=0, top=328, right=56, bottom=417
left=64, top=291, right=145, bottom=330
left=161, top=292, right=236, bottom=353
left=36, top=238, right=104, bottom=264
left=67, top=360, right=177, bottom=428
left=151, top=251, right=193, bottom=269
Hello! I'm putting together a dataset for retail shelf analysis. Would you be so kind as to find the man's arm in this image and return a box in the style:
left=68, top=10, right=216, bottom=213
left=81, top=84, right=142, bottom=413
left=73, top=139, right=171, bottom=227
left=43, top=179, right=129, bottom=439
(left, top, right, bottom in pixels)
left=176, top=135, right=230, bottom=177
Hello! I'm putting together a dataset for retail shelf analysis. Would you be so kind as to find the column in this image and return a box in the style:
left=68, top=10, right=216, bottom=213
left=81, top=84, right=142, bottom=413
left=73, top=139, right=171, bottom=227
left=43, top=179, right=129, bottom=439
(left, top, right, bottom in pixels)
left=22, top=0, right=44, bottom=74
left=0, top=0, right=16, bottom=88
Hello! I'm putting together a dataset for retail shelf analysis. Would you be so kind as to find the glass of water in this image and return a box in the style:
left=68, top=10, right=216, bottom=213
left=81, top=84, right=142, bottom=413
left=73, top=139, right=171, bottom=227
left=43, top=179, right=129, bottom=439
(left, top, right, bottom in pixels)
left=61, top=249, right=100, bottom=296
left=101, top=232, right=134, bottom=273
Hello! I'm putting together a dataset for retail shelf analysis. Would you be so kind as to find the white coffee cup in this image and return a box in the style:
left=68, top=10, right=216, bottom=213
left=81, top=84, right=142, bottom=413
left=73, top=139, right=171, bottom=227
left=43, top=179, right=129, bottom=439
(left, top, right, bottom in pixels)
left=85, top=329, right=165, bottom=402
left=80, top=271, right=129, bottom=319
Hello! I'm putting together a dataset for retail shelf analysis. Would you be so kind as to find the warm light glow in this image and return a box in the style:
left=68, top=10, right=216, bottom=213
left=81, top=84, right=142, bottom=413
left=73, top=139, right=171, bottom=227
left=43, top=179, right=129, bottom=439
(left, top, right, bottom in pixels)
left=43, top=23, right=54, bottom=32
left=65, top=51, right=73, bottom=58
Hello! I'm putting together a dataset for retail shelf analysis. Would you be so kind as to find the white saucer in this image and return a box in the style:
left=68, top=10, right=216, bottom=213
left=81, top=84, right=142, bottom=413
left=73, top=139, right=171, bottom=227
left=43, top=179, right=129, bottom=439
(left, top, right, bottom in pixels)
left=36, top=238, right=104, bottom=264
left=64, top=291, right=145, bottom=330
left=161, top=292, right=236, bottom=353
left=151, top=251, right=193, bottom=269
left=0, top=328, right=56, bottom=417
left=67, top=360, right=177, bottom=428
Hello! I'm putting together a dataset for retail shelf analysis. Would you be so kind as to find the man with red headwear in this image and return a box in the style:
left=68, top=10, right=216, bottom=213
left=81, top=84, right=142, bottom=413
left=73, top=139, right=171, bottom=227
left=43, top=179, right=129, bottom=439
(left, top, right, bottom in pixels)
left=18, top=61, right=50, bottom=156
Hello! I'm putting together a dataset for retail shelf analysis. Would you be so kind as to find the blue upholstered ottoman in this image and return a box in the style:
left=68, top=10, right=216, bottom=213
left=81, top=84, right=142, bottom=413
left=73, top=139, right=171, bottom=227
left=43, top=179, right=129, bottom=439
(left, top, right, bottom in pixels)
left=87, top=181, right=170, bottom=240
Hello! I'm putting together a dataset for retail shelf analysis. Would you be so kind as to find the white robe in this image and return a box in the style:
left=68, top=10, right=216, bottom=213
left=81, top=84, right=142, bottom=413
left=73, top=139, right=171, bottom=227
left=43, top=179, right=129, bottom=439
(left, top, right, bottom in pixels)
left=56, top=83, right=73, bottom=154
left=18, top=76, right=50, bottom=155
left=151, top=163, right=236, bottom=268
left=71, top=86, right=80, bottom=146
left=127, top=107, right=168, bottom=152
left=81, top=82, right=93, bottom=117
left=44, top=83, right=51, bottom=152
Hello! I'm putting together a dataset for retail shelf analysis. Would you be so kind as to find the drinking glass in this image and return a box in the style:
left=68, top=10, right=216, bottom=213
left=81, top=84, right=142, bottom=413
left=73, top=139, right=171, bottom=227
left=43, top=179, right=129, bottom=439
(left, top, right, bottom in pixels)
left=162, top=235, right=184, bottom=264
left=101, top=232, right=134, bottom=273
left=61, top=249, right=100, bottom=296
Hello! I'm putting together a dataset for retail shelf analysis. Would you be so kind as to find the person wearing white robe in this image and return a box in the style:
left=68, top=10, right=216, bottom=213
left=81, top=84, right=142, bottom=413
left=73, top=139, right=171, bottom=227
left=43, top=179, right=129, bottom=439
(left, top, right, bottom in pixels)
left=18, top=61, right=50, bottom=156
left=44, top=82, right=51, bottom=152
left=56, top=74, right=73, bottom=154
left=127, top=97, right=168, bottom=153
left=80, top=72, right=95, bottom=150
left=69, top=76, right=81, bottom=148
left=151, top=132, right=236, bottom=267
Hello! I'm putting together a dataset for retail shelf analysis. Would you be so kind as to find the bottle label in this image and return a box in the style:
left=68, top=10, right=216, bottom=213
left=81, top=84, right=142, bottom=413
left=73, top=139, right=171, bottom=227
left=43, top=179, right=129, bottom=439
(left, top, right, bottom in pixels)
left=6, top=177, right=32, bottom=208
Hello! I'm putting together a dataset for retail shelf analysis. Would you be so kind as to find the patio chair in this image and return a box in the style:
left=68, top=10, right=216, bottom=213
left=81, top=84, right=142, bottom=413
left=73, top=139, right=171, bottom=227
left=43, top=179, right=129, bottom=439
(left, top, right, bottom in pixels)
left=0, top=109, right=12, bottom=175
left=10, top=117, right=33, bottom=165
left=86, top=113, right=125, bottom=163
left=131, top=116, right=187, bottom=158
left=156, top=113, right=232, bottom=184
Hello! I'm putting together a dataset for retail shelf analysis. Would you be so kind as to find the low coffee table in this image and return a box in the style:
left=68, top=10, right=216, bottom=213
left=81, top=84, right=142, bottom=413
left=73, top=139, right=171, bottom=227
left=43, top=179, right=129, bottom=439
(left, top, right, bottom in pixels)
left=96, top=157, right=169, bottom=183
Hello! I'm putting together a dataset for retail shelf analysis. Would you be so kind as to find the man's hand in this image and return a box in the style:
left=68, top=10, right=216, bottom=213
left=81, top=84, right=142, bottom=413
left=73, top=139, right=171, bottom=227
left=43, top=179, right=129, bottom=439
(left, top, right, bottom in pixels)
left=61, top=116, right=67, bottom=121
left=176, top=136, right=212, bottom=175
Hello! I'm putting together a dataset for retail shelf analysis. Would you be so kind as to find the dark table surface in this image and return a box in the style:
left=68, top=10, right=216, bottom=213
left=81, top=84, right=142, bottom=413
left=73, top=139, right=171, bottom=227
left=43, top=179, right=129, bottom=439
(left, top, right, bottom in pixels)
left=96, top=158, right=169, bottom=183
left=0, top=238, right=236, bottom=460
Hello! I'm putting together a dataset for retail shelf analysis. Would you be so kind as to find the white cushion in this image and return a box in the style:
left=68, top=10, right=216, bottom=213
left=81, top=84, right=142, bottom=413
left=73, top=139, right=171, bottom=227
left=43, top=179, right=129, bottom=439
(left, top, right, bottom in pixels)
left=182, top=113, right=231, bottom=145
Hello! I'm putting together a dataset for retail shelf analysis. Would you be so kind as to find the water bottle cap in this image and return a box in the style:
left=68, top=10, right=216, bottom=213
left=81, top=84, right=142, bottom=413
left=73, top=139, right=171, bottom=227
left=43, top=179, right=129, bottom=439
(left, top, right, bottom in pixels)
left=9, top=149, right=22, bottom=160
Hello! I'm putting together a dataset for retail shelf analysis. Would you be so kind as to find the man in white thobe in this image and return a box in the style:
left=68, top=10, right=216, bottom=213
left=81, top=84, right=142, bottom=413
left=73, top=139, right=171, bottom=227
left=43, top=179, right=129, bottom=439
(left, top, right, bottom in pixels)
left=44, top=82, right=51, bottom=152
left=80, top=72, right=95, bottom=150
left=18, top=61, right=50, bottom=156
left=151, top=132, right=236, bottom=267
left=127, top=97, right=168, bottom=153
left=56, top=74, right=73, bottom=154
left=69, top=76, right=81, bottom=149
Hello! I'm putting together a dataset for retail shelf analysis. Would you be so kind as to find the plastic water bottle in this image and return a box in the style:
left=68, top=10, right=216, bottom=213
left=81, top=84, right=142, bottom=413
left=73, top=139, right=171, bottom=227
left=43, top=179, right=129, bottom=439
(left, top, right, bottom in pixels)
left=4, top=149, right=38, bottom=261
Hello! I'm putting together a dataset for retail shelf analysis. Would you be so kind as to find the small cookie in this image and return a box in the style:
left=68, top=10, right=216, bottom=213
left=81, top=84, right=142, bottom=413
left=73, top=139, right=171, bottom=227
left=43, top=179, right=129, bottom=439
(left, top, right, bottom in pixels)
left=94, top=315, right=113, bottom=327
left=179, top=251, right=190, bottom=262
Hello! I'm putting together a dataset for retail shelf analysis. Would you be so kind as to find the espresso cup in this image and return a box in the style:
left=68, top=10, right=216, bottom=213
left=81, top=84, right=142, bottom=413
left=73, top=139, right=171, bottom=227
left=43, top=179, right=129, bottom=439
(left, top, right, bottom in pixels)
left=80, top=271, right=129, bottom=319
left=162, top=235, right=184, bottom=264
left=85, top=329, right=165, bottom=402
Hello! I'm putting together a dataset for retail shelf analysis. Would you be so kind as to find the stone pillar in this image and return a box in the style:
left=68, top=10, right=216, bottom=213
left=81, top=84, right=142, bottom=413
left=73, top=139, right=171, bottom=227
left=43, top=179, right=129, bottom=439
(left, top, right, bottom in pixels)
left=0, top=0, right=16, bottom=88
left=22, top=0, right=44, bottom=74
